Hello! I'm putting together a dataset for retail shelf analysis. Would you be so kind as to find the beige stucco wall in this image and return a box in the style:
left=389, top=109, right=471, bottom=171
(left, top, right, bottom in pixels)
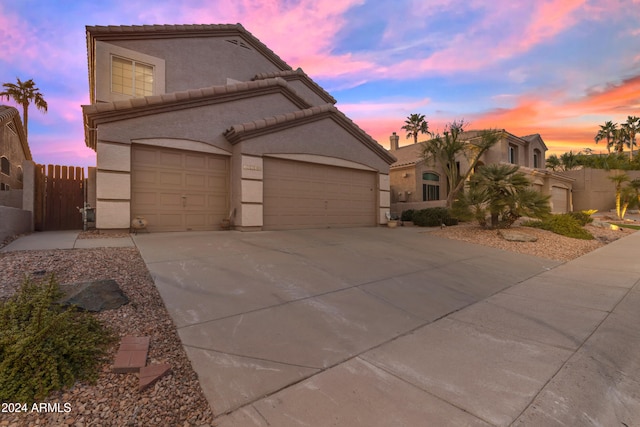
left=97, top=92, right=300, bottom=150
left=286, top=80, right=329, bottom=107
left=107, top=36, right=284, bottom=93
left=560, top=169, right=640, bottom=212
left=237, top=118, right=390, bottom=172
left=0, top=117, right=28, bottom=191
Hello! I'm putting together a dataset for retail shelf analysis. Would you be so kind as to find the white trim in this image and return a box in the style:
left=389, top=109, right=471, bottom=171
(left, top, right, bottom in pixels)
left=131, top=138, right=232, bottom=156
left=264, top=153, right=376, bottom=171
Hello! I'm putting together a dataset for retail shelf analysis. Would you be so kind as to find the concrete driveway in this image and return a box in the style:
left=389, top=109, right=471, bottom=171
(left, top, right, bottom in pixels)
left=133, top=226, right=640, bottom=426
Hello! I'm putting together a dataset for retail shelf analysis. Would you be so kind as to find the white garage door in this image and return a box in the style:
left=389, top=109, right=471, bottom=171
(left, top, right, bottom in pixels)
left=131, top=145, right=229, bottom=232
left=551, top=186, right=569, bottom=213
left=263, top=158, right=377, bottom=230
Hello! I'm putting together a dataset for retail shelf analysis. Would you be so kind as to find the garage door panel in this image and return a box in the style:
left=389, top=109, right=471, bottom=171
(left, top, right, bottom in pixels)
left=132, top=145, right=229, bottom=232
left=160, top=151, right=182, bottom=168
left=185, top=174, right=206, bottom=188
left=160, top=172, right=183, bottom=186
left=264, top=158, right=376, bottom=230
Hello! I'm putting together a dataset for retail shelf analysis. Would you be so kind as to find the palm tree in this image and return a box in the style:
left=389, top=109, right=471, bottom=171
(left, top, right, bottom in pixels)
left=559, top=151, right=581, bottom=170
left=401, top=113, right=430, bottom=144
left=594, top=121, right=617, bottom=154
left=454, top=163, right=550, bottom=228
left=609, top=172, right=629, bottom=219
left=621, top=116, right=640, bottom=160
left=0, top=77, right=48, bottom=140
left=421, top=123, right=502, bottom=207
left=546, top=154, right=561, bottom=171
left=612, top=127, right=629, bottom=155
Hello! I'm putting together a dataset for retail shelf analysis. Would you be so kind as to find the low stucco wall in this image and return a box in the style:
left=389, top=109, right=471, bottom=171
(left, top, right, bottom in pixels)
left=0, top=206, right=32, bottom=242
left=560, top=169, right=640, bottom=212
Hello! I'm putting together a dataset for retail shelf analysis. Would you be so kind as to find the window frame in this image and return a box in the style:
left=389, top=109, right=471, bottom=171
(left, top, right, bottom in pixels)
left=422, top=171, right=441, bottom=201
left=508, top=145, right=518, bottom=164
left=1, top=156, right=10, bottom=176
left=111, top=55, right=155, bottom=97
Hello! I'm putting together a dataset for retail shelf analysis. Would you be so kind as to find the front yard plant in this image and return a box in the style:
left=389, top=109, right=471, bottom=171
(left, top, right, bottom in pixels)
left=0, top=275, right=114, bottom=403
left=523, top=214, right=594, bottom=240
left=452, top=163, right=551, bottom=229
left=412, top=207, right=458, bottom=227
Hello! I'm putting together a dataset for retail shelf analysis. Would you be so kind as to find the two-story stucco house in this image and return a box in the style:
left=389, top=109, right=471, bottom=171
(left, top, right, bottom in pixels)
left=388, top=130, right=573, bottom=216
left=82, top=24, right=394, bottom=232
left=0, top=106, right=31, bottom=201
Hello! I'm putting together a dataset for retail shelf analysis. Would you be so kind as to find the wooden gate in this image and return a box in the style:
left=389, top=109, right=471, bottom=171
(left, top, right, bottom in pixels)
left=34, top=164, right=84, bottom=231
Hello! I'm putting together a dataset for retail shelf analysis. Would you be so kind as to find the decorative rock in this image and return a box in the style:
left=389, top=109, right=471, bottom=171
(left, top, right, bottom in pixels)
left=59, top=279, right=129, bottom=312
left=139, top=363, right=171, bottom=391
left=112, top=336, right=150, bottom=373
left=498, top=229, right=538, bottom=242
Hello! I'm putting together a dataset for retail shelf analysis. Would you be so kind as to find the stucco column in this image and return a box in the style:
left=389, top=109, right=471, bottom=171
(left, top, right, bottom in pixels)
left=21, top=160, right=35, bottom=231
left=238, top=155, right=263, bottom=230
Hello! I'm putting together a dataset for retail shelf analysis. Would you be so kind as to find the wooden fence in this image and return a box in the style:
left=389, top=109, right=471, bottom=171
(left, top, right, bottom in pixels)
left=35, top=164, right=85, bottom=231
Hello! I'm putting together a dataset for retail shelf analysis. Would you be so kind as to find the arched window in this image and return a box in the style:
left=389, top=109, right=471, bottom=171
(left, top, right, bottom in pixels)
left=422, top=172, right=440, bottom=201
left=0, top=157, right=10, bottom=176
left=533, top=149, right=542, bottom=168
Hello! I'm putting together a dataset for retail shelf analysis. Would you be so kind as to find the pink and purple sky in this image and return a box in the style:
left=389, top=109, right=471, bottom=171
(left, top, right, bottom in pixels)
left=1, top=0, right=639, bottom=168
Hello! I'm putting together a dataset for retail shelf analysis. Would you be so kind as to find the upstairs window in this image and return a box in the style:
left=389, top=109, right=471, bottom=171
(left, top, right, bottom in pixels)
left=508, top=145, right=518, bottom=164
left=111, top=56, right=154, bottom=97
left=533, top=149, right=542, bottom=168
left=1, top=156, right=9, bottom=176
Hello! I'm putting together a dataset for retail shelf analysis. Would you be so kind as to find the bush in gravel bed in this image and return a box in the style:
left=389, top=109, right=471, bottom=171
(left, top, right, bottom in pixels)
left=0, top=275, right=114, bottom=403
left=523, top=214, right=594, bottom=240
left=412, top=207, right=459, bottom=227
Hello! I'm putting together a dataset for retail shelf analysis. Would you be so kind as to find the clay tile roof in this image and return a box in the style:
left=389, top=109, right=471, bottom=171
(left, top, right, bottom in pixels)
left=389, top=143, right=424, bottom=168
left=86, top=23, right=292, bottom=74
left=83, top=78, right=308, bottom=150
left=223, top=104, right=395, bottom=164
left=253, top=68, right=336, bottom=104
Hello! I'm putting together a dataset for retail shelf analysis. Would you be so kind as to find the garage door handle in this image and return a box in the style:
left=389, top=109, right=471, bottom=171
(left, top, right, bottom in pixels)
left=182, top=196, right=187, bottom=207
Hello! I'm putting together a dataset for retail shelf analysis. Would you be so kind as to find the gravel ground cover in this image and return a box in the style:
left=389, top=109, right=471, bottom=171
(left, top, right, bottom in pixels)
left=0, top=247, right=214, bottom=427
left=429, top=222, right=634, bottom=262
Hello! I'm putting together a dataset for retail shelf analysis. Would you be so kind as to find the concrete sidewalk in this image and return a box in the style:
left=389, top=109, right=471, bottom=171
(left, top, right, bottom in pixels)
left=0, top=230, right=135, bottom=251
left=132, top=227, right=640, bottom=427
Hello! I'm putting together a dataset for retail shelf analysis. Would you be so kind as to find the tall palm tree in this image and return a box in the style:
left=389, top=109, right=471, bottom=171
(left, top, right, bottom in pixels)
left=612, top=127, right=629, bottom=155
left=594, top=121, right=617, bottom=154
left=621, top=115, right=640, bottom=160
left=401, top=113, right=430, bottom=144
left=0, top=78, right=48, bottom=140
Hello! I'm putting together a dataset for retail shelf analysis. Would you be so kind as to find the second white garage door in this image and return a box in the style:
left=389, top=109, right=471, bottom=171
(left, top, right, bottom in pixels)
left=131, top=145, right=229, bottom=232
left=263, top=158, right=377, bottom=230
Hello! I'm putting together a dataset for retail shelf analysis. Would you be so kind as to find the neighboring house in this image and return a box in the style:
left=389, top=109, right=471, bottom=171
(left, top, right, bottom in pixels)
left=388, top=130, right=573, bottom=215
left=0, top=105, right=31, bottom=207
left=82, top=24, right=394, bottom=232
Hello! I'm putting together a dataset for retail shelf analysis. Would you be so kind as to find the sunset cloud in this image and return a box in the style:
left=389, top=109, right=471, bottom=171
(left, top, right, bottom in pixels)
left=3, top=0, right=640, bottom=166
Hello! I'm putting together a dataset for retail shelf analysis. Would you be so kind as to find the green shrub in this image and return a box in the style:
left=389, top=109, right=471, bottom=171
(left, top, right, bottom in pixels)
left=412, top=207, right=459, bottom=227
left=0, top=276, right=114, bottom=403
left=523, top=214, right=594, bottom=240
left=400, top=209, right=415, bottom=222
left=567, top=211, right=594, bottom=226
